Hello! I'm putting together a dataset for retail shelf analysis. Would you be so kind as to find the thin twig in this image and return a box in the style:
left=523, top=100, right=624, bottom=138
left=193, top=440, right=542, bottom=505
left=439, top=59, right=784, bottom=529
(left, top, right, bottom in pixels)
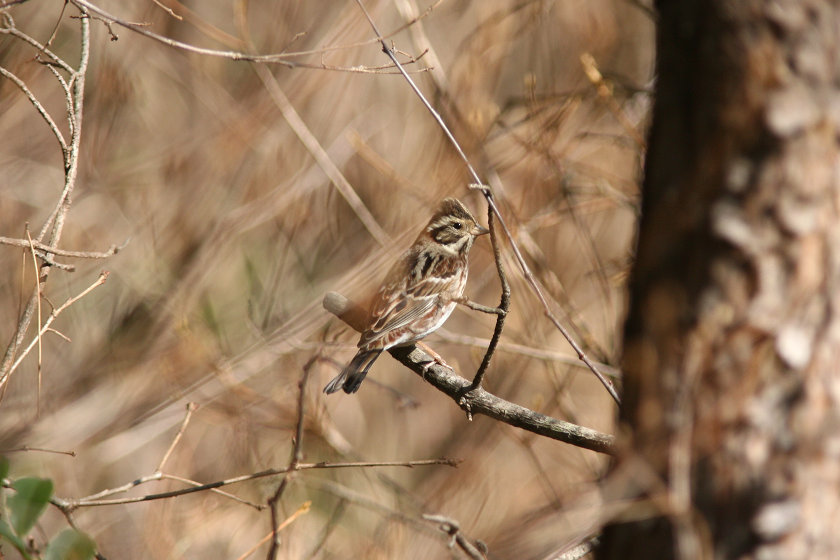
left=1, top=9, right=76, bottom=71
left=150, top=0, right=182, bottom=21
left=161, top=473, right=262, bottom=509
left=0, top=445, right=76, bottom=456
left=5, top=271, right=109, bottom=385
left=41, top=0, right=67, bottom=52
left=466, top=202, right=510, bottom=392
left=0, top=65, right=68, bottom=156
left=352, top=0, right=621, bottom=405
left=0, top=236, right=124, bottom=259
left=454, top=297, right=505, bottom=316
left=0, top=0, right=31, bottom=8
left=25, top=228, right=42, bottom=415
left=70, top=402, right=262, bottom=509
left=53, top=459, right=458, bottom=510
left=434, top=328, right=621, bottom=379
left=267, top=363, right=311, bottom=560
left=156, top=402, right=198, bottom=472
left=238, top=501, right=310, bottom=560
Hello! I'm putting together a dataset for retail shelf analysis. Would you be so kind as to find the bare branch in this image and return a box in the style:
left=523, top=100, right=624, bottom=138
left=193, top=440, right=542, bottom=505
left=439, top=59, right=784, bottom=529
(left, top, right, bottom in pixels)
left=24, top=228, right=43, bottom=415
left=236, top=501, right=311, bottom=560
left=53, top=458, right=458, bottom=510
left=267, top=363, right=311, bottom=560
left=0, top=236, right=125, bottom=259
left=454, top=297, right=505, bottom=316
left=0, top=64, right=68, bottom=156
left=150, top=0, right=182, bottom=21
left=3, top=271, right=109, bottom=388
left=0, top=445, right=76, bottom=456
left=467, top=202, right=511, bottom=391
left=0, top=13, right=75, bottom=73
left=156, top=402, right=198, bottom=473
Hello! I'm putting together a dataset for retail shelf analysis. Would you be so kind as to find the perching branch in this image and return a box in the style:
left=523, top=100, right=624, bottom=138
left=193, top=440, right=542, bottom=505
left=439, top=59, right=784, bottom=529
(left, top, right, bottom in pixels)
left=323, top=291, right=614, bottom=455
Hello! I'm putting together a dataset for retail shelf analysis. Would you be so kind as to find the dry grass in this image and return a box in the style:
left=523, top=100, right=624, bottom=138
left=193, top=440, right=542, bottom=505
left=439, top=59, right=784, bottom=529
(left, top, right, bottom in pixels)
left=0, top=0, right=653, bottom=558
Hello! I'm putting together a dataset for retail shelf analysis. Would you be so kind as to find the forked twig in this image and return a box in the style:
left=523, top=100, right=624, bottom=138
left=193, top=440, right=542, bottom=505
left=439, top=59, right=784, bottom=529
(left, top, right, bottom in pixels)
left=0, top=4, right=91, bottom=386
left=0, top=64, right=68, bottom=156
left=464, top=204, right=510, bottom=392
left=50, top=397, right=454, bottom=514
left=3, top=271, right=109, bottom=389
left=0, top=236, right=124, bottom=259
left=53, top=458, right=457, bottom=510
left=156, top=402, right=198, bottom=473
left=237, top=501, right=311, bottom=560
left=352, top=0, right=620, bottom=405
left=266, top=363, right=311, bottom=560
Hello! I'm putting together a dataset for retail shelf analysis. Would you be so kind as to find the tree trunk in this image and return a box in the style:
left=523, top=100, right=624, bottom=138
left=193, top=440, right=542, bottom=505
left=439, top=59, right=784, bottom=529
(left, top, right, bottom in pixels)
left=599, top=1, right=840, bottom=559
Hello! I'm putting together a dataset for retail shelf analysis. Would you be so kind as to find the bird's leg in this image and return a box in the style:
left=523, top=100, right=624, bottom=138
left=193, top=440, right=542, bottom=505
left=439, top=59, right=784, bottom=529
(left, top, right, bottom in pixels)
left=417, top=341, right=453, bottom=373
left=454, top=296, right=506, bottom=316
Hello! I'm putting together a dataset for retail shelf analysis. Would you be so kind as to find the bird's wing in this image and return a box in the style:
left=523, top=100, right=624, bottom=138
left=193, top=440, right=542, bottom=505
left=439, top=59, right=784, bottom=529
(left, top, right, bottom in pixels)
left=360, top=249, right=461, bottom=347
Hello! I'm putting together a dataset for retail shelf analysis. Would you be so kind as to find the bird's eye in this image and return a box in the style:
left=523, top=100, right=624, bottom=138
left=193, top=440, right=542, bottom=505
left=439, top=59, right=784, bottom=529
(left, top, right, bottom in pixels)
left=453, top=222, right=463, bottom=230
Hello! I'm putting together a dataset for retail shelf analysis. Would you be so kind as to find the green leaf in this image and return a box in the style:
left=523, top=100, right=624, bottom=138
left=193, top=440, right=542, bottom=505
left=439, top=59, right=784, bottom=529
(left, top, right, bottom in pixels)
left=44, top=529, right=96, bottom=560
left=0, top=518, right=32, bottom=559
left=0, top=456, right=9, bottom=480
left=8, top=477, right=53, bottom=536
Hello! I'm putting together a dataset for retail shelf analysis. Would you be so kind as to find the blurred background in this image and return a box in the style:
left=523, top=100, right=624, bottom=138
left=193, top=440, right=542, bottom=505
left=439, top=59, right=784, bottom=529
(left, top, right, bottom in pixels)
left=0, top=0, right=652, bottom=558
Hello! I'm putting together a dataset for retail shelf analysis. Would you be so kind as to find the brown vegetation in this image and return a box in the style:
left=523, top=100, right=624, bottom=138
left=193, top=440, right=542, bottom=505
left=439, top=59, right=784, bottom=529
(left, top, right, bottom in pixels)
left=0, top=1, right=652, bottom=558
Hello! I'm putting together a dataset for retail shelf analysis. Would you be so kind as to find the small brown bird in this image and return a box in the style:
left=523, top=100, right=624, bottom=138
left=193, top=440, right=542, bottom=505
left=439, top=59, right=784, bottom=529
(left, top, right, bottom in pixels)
left=324, top=197, right=488, bottom=394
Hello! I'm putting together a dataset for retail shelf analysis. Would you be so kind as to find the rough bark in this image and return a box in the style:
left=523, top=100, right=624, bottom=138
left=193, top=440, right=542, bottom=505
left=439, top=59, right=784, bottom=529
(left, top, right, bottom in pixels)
left=599, top=1, right=840, bottom=559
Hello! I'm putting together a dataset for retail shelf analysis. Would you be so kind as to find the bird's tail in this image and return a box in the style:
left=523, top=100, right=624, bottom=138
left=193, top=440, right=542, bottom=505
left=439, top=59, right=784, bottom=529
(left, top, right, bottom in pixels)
left=323, top=349, right=383, bottom=394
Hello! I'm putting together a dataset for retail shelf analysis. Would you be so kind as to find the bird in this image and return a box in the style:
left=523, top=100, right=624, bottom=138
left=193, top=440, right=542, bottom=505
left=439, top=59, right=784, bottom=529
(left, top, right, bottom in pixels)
left=324, top=197, right=489, bottom=394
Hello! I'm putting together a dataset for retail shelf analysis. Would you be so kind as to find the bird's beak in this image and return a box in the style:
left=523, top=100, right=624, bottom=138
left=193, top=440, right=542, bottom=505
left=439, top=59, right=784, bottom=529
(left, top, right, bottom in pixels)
left=473, top=224, right=490, bottom=236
